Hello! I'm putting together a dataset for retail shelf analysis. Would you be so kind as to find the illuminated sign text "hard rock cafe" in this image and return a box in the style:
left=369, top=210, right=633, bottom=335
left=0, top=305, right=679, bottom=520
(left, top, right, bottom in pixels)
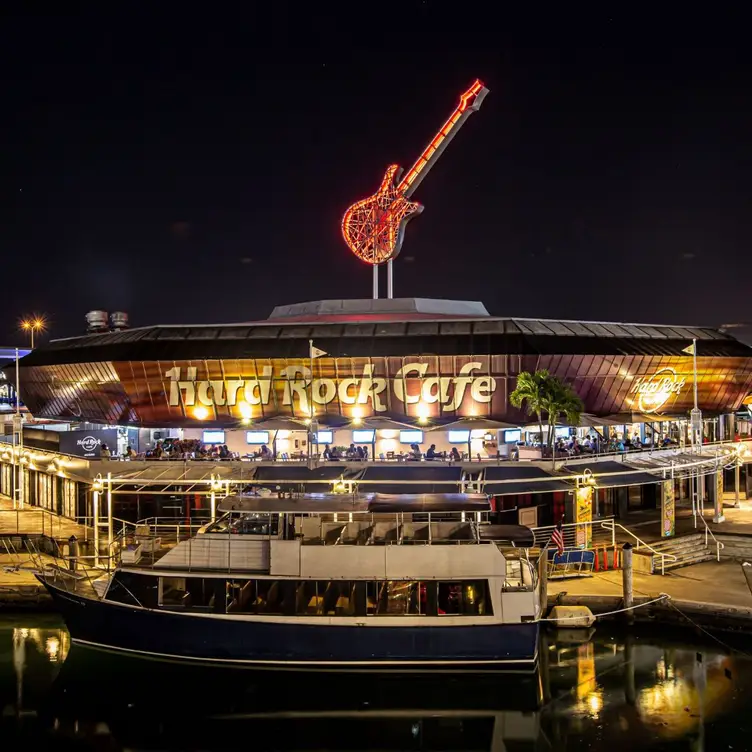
left=164, top=363, right=497, bottom=414
left=630, top=367, right=687, bottom=413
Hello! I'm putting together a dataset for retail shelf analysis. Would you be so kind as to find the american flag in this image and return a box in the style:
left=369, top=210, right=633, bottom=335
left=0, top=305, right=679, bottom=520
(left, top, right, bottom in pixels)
left=551, top=520, right=565, bottom=557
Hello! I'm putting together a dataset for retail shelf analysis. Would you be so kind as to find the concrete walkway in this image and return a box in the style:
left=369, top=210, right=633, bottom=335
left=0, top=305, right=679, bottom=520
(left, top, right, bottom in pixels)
left=548, top=559, right=752, bottom=609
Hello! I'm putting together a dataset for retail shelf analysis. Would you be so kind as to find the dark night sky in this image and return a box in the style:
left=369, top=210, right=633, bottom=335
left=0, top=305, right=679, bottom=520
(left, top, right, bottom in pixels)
left=2, top=6, right=752, bottom=345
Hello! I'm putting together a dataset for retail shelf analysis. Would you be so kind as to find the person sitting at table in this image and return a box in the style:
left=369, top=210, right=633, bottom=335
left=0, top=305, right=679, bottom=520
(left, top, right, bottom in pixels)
left=347, top=443, right=358, bottom=459
left=323, top=444, right=333, bottom=460
left=408, top=443, right=422, bottom=460
left=426, top=444, right=442, bottom=460
left=356, top=445, right=365, bottom=460
left=450, top=446, right=461, bottom=462
left=259, top=444, right=271, bottom=459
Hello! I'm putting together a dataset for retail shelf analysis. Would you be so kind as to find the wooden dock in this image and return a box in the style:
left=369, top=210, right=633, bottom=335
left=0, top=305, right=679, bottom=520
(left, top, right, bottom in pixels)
left=0, top=496, right=90, bottom=542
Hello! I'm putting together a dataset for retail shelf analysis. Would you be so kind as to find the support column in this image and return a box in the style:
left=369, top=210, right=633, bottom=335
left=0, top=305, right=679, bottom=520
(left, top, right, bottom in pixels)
left=735, top=462, right=741, bottom=508
left=712, top=469, right=725, bottom=523
left=387, top=259, right=394, bottom=299
left=93, top=490, right=100, bottom=568
left=106, top=473, right=113, bottom=563
left=661, top=479, right=676, bottom=538
left=372, top=265, right=378, bottom=299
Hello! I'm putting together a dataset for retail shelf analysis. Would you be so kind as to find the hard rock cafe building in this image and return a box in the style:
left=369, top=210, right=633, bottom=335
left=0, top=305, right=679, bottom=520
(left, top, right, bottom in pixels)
left=3, top=298, right=752, bottom=529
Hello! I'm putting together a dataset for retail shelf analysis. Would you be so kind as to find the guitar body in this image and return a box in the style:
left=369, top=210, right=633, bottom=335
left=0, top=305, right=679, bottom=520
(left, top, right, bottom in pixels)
left=341, top=80, right=488, bottom=267
left=341, top=165, right=423, bottom=265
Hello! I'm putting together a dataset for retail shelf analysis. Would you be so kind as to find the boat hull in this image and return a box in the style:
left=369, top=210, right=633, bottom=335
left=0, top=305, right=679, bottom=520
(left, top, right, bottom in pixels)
left=41, top=580, right=539, bottom=672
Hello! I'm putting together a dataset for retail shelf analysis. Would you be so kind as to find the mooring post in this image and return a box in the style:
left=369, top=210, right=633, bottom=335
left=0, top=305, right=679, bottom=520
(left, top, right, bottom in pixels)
left=68, top=535, right=78, bottom=573
left=538, top=549, right=548, bottom=618
left=622, top=542, right=634, bottom=624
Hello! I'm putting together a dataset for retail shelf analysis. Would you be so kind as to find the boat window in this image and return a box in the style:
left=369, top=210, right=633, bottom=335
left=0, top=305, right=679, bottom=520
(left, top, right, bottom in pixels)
left=226, top=579, right=287, bottom=615
left=160, top=577, right=190, bottom=608
left=438, top=580, right=491, bottom=616
left=106, top=571, right=158, bottom=608
left=204, top=513, right=279, bottom=536
left=296, top=581, right=355, bottom=616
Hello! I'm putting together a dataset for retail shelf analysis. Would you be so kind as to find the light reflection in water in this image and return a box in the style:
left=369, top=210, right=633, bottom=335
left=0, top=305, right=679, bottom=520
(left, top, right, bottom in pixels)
left=1, top=618, right=750, bottom=750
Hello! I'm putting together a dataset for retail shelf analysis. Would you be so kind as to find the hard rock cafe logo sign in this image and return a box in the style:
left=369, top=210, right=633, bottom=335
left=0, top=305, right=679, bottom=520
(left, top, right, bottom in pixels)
left=164, top=363, right=497, bottom=415
left=630, top=367, right=687, bottom=414
left=77, top=435, right=101, bottom=453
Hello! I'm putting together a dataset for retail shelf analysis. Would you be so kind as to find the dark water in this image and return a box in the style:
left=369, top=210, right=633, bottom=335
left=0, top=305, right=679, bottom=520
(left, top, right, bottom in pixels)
left=1, top=615, right=752, bottom=750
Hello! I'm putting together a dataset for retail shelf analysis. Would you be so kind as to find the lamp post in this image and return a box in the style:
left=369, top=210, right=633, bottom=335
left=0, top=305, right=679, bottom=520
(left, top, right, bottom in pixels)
left=20, top=317, right=45, bottom=349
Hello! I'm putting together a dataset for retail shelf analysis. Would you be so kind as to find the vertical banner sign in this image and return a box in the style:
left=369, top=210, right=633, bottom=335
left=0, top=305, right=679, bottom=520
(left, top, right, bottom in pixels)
left=661, top=479, right=675, bottom=538
left=575, top=486, right=593, bottom=548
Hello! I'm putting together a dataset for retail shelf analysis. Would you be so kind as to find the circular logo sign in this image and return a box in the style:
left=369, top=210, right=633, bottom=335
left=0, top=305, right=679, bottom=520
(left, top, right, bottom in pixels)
left=78, top=435, right=100, bottom=453
left=630, top=368, right=687, bottom=414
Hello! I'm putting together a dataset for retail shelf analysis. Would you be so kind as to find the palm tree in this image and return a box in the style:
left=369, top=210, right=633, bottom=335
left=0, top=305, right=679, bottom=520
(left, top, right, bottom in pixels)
left=510, top=370, right=584, bottom=451
left=540, top=379, right=584, bottom=448
left=509, top=370, right=549, bottom=443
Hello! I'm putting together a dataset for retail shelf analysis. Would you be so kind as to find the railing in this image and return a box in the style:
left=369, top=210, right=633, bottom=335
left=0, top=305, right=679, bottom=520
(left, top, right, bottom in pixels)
left=697, top=511, right=724, bottom=562
left=530, top=517, right=615, bottom=550
left=600, top=519, right=678, bottom=575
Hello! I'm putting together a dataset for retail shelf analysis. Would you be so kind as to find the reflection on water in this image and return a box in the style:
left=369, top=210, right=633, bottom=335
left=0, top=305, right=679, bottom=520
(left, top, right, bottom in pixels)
left=2, top=615, right=752, bottom=749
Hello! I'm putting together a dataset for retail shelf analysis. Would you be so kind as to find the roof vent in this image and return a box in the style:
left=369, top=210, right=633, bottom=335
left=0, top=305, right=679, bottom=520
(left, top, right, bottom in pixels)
left=110, top=311, right=129, bottom=331
left=85, top=311, right=109, bottom=334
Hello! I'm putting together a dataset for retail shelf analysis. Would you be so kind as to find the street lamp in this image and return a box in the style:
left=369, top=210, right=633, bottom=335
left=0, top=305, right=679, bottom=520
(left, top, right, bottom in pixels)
left=20, top=316, right=46, bottom=349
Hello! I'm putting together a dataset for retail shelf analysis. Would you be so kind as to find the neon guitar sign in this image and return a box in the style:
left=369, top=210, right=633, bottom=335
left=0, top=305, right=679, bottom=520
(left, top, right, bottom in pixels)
left=342, top=80, right=489, bottom=265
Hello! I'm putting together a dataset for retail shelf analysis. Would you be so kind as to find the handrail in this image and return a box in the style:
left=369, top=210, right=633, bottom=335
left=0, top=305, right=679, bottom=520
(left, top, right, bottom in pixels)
left=697, top=512, right=724, bottom=562
left=600, top=519, right=678, bottom=575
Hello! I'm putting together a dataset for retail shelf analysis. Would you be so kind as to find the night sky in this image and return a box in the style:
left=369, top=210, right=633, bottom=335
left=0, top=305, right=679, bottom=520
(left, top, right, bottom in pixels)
left=3, top=6, right=752, bottom=345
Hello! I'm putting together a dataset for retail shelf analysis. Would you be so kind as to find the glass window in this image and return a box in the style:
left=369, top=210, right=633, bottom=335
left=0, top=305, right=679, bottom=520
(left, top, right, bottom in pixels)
left=438, top=580, right=491, bottom=615
left=107, top=572, right=159, bottom=608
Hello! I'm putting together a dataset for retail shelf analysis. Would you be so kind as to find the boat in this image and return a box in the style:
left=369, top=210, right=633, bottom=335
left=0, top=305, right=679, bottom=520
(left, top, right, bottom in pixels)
left=37, top=491, right=541, bottom=671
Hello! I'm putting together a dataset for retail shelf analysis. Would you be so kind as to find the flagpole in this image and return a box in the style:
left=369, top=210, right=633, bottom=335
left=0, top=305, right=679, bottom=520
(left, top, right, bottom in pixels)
left=308, top=339, right=316, bottom=466
left=692, top=337, right=698, bottom=414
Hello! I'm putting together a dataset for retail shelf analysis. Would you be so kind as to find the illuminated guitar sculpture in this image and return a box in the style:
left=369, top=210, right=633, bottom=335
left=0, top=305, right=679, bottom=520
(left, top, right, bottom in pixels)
left=342, top=79, right=489, bottom=266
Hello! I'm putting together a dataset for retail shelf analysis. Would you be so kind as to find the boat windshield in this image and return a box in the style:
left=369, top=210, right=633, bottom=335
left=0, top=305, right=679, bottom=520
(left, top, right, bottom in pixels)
left=203, top=513, right=279, bottom=536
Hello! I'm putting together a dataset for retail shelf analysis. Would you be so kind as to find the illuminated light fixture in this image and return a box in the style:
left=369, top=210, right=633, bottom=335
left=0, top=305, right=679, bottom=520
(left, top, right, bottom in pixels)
left=581, top=469, right=597, bottom=486
left=92, top=474, right=104, bottom=492
left=303, top=418, right=311, bottom=426
left=352, top=407, right=363, bottom=425
left=19, top=315, right=46, bottom=348
left=193, top=406, right=209, bottom=421
left=238, top=401, right=252, bottom=420
left=416, top=403, right=429, bottom=424
left=341, top=80, right=489, bottom=266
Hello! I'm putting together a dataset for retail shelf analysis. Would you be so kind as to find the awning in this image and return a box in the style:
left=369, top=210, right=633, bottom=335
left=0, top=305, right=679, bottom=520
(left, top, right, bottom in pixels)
left=561, top=460, right=663, bottom=488
left=367, top=493, right=490, bottom=513
left=477, top=524, right=536, bottom=547
left=428, top=418, right=518, bottom=432
left=578, top=413, right=625, bottom=428
left=356, top=465, right=464, bottom=494
left=482, top=465, right=574, bottom=495
left=604, top=412, right=679, bottom=424
left=251, top=465, right=361, bottom=492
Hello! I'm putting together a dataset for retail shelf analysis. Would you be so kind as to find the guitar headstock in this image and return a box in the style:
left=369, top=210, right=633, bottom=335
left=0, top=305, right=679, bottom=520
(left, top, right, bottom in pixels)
left=458, top=79, right=489, bottom=113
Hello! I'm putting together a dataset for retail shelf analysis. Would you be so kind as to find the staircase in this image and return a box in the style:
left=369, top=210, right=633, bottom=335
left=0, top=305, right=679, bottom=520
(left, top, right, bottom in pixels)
left=648, top=533, right=716, bottom=573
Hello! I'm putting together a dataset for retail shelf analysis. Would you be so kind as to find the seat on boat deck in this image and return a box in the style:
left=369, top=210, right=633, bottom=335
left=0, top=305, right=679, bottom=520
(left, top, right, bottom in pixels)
left=323, top=524, right=347, bottom=545
left=338, top=522, right=372, bottom=545
left=401, top=523, right=429, bottom=542
left=431, top=522, right=475, bottom=541
left=228, top=580, right=256, bottom=612
left=368, top=521, right=401, bottom=544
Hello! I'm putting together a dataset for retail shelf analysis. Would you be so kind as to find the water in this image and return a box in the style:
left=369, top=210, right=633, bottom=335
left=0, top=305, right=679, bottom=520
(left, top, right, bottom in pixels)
left=2, top=615, right=752, bottom=750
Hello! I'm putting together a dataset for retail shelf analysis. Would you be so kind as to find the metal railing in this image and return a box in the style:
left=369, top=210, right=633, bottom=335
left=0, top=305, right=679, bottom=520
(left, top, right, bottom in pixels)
left=697, top=511, right=724, bottom=562
left=600, top=519, right=678, bottom=575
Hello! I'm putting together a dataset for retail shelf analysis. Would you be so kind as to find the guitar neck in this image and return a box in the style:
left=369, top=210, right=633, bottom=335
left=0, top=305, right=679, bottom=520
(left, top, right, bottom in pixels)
left=398, top=80, right=489, bottom=197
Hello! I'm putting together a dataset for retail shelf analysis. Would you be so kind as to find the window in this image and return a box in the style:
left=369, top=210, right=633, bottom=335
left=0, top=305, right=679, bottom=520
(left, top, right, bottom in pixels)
left=202, top=430, right=225, bottom=444
left=246, top=430, right=270, bottom=445
left=107, top=571, right=159, bottom=608
left=438, top=580, right=491, bottom=615
left=295, top=581, right=354, bottom=616
left=399, top=430, right=424, bottom=444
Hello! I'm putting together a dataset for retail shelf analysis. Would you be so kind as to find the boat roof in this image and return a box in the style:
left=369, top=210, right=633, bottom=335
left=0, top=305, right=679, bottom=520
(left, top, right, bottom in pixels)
left=218, top=492, right=491, bottom=514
